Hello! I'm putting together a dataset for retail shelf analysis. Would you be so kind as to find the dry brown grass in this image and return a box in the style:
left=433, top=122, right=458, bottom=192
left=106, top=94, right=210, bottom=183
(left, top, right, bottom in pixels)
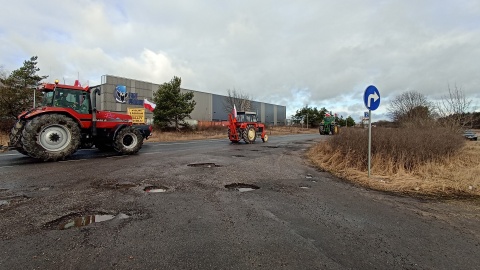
left=147, top=125, right=318, bottom=142
left=308, top=127, right=480, bottom=198
left=0, top=132, right=8, bottom=147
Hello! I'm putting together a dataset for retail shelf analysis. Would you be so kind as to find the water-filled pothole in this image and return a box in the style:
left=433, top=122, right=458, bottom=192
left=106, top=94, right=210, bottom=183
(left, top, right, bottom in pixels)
left=232, top=155, right=245, bottom=158
left=225, top=183, right=260, bottom=192
left=188, top=163, right=222, bottom=168
left=300, top=186, right=311, bottom=189
left=47, top=213, right=129, bottom=230
left=144, top=186, right=168, bottom=193
left=306, top=174, right=313, bottom=179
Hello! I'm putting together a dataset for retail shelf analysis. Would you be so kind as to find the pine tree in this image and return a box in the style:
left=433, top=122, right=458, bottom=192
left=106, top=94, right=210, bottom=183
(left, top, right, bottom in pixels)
left=153, top=76, right=196, bottom=131
left=0, top=56, right=48, bottom=119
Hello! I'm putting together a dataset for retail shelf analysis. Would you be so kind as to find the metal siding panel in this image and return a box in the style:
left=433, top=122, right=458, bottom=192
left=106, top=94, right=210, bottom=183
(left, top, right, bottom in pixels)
left=274, top=106, right=277, bottom=125
left=212, top=94, right=228, bottom=121
left=276, top=106, right=286, bottom=125
left=261, top=103, right=265, bottom=123
left=265, top=104, right=274, bottom=125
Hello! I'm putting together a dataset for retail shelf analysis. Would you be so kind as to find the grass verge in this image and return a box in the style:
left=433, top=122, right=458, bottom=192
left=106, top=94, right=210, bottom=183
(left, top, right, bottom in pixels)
left=308, top=128, right=480, bottom=198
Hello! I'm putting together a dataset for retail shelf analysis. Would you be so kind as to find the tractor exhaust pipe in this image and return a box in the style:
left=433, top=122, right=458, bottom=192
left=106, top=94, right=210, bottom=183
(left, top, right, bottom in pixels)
left=91, top=87, right=101, bottom=136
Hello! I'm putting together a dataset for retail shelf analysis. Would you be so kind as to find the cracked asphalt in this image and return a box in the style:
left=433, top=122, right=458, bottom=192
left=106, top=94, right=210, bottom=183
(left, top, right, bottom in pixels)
left=0, top=134, right=479, bottom=269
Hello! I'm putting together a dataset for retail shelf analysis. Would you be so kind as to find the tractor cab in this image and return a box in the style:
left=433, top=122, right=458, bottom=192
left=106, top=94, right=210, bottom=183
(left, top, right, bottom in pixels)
left=236, top=111, right=258, bottom=123
left=40, top=81, right=91, bottom=114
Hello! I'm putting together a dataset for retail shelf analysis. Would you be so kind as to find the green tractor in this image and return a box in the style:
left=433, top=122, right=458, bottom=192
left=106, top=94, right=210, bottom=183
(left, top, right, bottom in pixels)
left=319, top=115, right=339, bottom=135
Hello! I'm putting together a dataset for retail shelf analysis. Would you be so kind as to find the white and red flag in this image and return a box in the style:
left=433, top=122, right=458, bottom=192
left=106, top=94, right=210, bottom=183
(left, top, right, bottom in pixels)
left=232, top=104, right=237, bottom=118
left=144, top=98, right=156, bottom=112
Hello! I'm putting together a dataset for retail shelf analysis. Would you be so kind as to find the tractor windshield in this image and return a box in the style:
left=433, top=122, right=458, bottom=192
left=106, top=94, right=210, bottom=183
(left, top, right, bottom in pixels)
left=41, top=91, right=54, bottom=106
left=52, top=88, right=91, bottom=114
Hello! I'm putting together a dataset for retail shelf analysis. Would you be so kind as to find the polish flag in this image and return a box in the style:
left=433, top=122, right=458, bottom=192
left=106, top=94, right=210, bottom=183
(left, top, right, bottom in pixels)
left=144, top=98, right=156, bottom=112
left=232, top=104, right=237, bottom=118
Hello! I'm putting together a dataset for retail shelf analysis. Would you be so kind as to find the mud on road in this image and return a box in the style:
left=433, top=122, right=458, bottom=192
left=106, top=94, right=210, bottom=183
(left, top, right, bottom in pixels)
left=0, top=135, right=479, bottom=269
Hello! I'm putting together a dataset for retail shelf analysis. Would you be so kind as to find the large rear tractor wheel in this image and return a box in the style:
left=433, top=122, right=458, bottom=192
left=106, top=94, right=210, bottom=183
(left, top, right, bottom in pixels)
left=319, top=125, right=325, bottom=135
left=21, top=114, right=81, bottom=161
left=243, top=126, right=256, bottom=144
left=9, top=120, right=29, bottom=155
left=227, top=127, right=240, bottom=143
left=113, top=126, right=144, bottom=154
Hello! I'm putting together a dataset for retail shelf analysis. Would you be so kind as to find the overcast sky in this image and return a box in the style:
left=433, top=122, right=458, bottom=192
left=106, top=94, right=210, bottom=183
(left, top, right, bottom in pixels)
left=1, top=0, right=479, bottom=121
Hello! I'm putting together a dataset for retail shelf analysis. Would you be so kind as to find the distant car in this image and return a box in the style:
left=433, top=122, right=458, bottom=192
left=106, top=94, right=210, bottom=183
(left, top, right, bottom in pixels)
left=463, top=130, right=478, bottom=141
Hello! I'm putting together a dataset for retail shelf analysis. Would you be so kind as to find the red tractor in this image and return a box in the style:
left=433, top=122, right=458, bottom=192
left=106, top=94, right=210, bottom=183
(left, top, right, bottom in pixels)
left=9, top=80, right=152, bottom=161
left=228, top=111, right=268, bottom=143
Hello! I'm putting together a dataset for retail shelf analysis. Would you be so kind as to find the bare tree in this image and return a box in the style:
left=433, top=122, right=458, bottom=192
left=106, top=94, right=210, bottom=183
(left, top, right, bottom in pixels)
left=387, top=91, right=435, bottom=126
left=223, top=89, right=254, bottom=113
left=436, top=84, right=473, bottom=129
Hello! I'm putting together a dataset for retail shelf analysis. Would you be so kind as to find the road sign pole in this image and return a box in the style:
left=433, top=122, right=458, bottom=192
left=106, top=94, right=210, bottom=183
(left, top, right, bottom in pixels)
left=368, top=109, right=372, bottom=178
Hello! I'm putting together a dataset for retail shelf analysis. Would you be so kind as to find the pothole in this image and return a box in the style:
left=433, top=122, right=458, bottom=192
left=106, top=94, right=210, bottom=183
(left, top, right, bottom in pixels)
left=144, top=185, right=168, bottom=193
left=225, top=183, right=260, bottom=192
left=299, top=186, right=311, bottom=189
left=265, top=146, right=279, bottom=148
left=250, top=149, right=260, bottom=152
left=187, top=163, right=222, bottom=168
left=97, top=182, right=137, bottom=189
left=0, top=200, right=9, bottom=206
left=46, top=212, right=130, bottom=230
left=305, top=174, right=313, bottom=179
left=232, top=155, right=245, bottom=158
left=0, top=189, right=8, bottom=192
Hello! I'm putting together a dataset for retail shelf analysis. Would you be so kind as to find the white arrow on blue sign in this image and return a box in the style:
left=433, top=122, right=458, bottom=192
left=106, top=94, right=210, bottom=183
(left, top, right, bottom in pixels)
left=363, top=85, right=381, bottom=111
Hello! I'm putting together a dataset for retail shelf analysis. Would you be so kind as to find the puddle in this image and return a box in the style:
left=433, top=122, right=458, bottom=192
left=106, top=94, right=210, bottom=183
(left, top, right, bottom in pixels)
left=265, top=146, right=279, bottom=148
left=51, top=213, right=129, bottom=230
left=250, top=149, right=260, bottom=152
left=232, top=155, right=245, bottom=158
left=225, top=183, right=260, bottom=192
left=144, top=186, right=168, bottom=193
left=188, top=163, right=222, bottom=168
left=0, top=189, right=8, bottom=192
left=300, top=186, right=310, bottom=189
left=306, top=174, right=313, bottom=179
left=0, top=200, right=9, bottom=206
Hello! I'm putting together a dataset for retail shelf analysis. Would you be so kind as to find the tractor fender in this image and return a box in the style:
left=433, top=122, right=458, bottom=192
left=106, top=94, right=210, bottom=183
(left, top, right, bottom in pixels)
left=19, top=108, right=85, bottom=128
left=112, top=124, right=130, bottom=140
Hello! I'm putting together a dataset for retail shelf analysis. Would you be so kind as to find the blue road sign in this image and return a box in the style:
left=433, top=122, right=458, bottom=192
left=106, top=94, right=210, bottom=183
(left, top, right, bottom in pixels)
left=364, top=112, right=369, bottom=118
left=363, top=85, right=381, bottom=111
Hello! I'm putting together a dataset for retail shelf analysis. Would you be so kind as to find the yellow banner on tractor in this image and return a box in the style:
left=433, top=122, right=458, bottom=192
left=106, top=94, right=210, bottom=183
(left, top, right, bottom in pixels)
left=127, top=108, right=145, bottom=124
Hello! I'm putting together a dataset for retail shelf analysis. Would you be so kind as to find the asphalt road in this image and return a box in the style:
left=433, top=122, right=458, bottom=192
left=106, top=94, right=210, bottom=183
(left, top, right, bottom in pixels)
left=0, top=134, right=479, bottom=269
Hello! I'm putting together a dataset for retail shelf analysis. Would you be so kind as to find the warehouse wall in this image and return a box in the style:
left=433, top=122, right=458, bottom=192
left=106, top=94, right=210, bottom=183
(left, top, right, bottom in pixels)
left=101, top=75, right=286, bottom=125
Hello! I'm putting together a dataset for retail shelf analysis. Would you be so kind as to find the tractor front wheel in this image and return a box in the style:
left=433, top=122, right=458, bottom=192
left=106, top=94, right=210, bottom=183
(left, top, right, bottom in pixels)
left=113, top=126, right=144, bottom=154
left=21, top=114, right=81, bottom=161
left=262, top=134, right=268, bottom=143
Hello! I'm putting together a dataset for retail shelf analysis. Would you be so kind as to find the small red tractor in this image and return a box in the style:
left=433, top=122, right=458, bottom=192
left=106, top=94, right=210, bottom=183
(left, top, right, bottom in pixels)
left=228, top=111, right=268, bottom=143
left=8, top=80, right=152, bottom=161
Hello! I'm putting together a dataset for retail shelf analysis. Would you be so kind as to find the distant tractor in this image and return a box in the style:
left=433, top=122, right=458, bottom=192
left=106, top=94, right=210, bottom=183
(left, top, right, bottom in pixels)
left=319, top=115, right=339, bottom=135
left=228, top=111, right=268, bottom=143
left=8, top=80, right=152, bottom=161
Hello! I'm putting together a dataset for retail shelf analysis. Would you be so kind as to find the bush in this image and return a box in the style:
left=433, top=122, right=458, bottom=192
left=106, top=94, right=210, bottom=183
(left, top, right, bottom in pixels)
left=0, top=118, right=15, bottom=133
left=327, top=127, right=464, bottom=172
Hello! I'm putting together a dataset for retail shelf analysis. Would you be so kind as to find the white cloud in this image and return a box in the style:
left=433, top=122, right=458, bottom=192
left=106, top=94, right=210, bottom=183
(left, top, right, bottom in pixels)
left=1, top=0, right=479, bottom=120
